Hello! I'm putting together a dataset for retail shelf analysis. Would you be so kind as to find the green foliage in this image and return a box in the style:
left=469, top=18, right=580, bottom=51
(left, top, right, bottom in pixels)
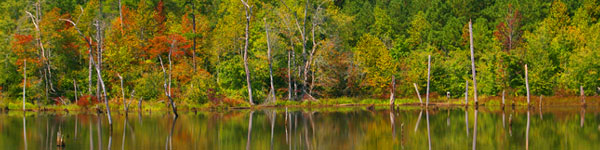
left=183, top=70, right=215, bottom=104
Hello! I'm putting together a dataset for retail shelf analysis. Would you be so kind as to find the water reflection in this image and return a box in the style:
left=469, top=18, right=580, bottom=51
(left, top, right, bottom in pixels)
left=526, top=109, right=530, bottom=150
left=0, top=107, right=599, bottom=149
left=472, top=108, right=478, bottom=150
left=22, top=113, right=27, bottom=150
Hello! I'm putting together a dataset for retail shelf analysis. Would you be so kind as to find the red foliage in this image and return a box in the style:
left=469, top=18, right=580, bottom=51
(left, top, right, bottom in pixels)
left=78, top=95, right=98, bottom=108
left=154, top=0, right=166, bottom=34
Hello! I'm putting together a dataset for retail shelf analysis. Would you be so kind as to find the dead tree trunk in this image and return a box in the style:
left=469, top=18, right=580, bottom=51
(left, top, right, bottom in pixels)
left=413, top=83, right=423, bottom=105
left=241, top=0, right=254, bottom=105
left=74, top=79, right=78, bottom=104
left=389, top=75, right=395, bottom=106
left=426, top=55, right=431, bottom=107
left=158, top=40, right=178, bottom=118
left=525, top=64, right=530, bottom=106
left=580, top=86, right=585, bottom=106
left=465, top=80, right=469, bottom=106
left=468, top=20, right=479, bottom=106
left=288, top=43, right=293, bottom=100
left=117, top=74, right=126, bottom=113
left=502, top=90, right=505, bottom=108
left=22, top=59, right=26, bottom=111
left=191, top=0, right=197, bottom=72
left=265, top=18, right=276, bottom=103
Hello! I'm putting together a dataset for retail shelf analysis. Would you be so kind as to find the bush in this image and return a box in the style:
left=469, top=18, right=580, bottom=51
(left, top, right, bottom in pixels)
left=77, top=95, right=97, bottom=108
left=134, top=72, right=162, bottom=101
left=183, top=70, right=215, bottom=104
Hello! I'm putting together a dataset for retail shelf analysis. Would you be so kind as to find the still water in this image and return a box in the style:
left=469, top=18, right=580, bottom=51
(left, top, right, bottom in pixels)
left=0, top=106, right=598, bottom=149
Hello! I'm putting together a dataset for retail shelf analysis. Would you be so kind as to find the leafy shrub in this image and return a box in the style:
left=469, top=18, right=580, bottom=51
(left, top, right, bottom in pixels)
left=134, top=72, right=162, bottom=101
left=183, top=70, right=215, bottom=104
left=77, top=95, right=97, bottom=108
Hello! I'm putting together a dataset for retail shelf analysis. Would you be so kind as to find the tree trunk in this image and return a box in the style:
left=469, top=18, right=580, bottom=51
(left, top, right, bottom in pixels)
left=241, top=1, right=254, bottom=105
left=580, top=86, right=585, bottom=105
left=158, top=40, right=178, bottom=117
left=468, top=20, right=479, bottom=106
left=74, top=79, right=78, bottom=104
left=525, top=64, right=530, bottom=106
left=426, top=55, right=431, bottom=107
left=265, top=18, right=276, bottom=103
left=465, top=80, right=468, bottom=105
left=288, top=42, right=292, bottom=100
left=22, top=59, right=26, bottom=111
left=389, top=75, right=395, bottom=106
left=191, top=0, right=197, bottom=72
left=118, top=74, right=125, bottom=113
left=413, top=83, right=423, bottom=104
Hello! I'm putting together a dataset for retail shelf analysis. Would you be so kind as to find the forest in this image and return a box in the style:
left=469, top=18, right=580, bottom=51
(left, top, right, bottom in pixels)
left=0, top=0, right=599, bottom=109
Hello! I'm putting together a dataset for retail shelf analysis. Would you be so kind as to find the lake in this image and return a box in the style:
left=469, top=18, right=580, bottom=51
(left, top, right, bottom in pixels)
left=0, top=106, right=598, bottom=149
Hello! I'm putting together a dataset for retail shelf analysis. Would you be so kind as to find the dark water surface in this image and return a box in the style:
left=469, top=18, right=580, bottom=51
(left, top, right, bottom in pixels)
left=1, top=106, right=599, bottom=149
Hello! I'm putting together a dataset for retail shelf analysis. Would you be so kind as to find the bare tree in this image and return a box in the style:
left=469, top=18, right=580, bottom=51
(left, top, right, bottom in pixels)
left=73, top=79, right=78, bottom=104
left=525, top=64, right=530, bottom=106
left=241, top=0, right=255, bottom=105
left=389, top=75, right=395, bottom=106
left=59, top=9, right=112, bottom=126
left=265, top=18, right=276, bottom=103
left=190, top=0, right=197, bottom=72
left=26, top=3, right=55, bottom=104
left=468, top=20, right=479, bottom=106
left=158, top=39, right=179, bottom=117
left=22, top=60, right=26, bottom=111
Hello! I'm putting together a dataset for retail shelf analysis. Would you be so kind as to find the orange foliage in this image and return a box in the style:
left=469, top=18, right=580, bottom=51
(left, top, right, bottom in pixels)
left=144, top=34, right=191, bottom=58
left=154, top=0, right=166, bottom=34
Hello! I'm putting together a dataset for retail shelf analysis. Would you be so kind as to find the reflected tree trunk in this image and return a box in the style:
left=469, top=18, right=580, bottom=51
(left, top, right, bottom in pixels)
left=526, top=109, right=530, bottom=150
left=465, top=108, right=469, bottom=136
left=426, top=109, right=431, bottom=150
left=508, top=113, right=513, bottom=136
left=165, top=116, right=178, bottom=150
left=122, top=116, right=128, bottom=150
left=502, top=109, right=506, bottom=129
left=89, top=118, right=94, bottom=150
left=580, top=107, right=585, bottom=128
left=97, top=114, right=102, bottom=150
left=414, top=109, right=423, bottom=132
left=390, top=108, right=396, bottom=140
left=472, top=108, right=478, bottom=150
left=23, top=113, right=27, bottom=150
left=246, top=111, right=255, bottom=150
left=270, top=110, right=276, bottom=150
